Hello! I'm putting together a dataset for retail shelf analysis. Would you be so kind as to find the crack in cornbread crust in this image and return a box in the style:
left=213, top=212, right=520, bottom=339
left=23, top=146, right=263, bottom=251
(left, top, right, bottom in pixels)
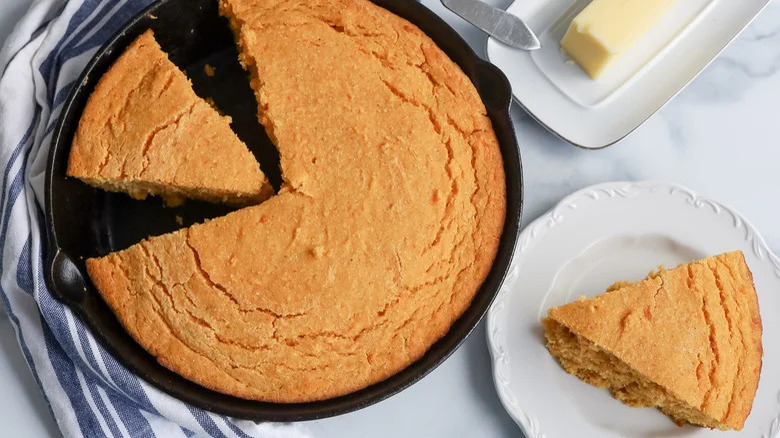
left=87, top=0, right=506, bottom=402
left=543, top=252, right=762, bottom=430
left=67, top=30, right=272, bottom=205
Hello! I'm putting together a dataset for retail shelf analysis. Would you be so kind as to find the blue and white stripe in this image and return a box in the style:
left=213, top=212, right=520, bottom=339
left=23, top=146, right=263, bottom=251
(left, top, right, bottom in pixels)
left=0, top=1, right=310, bottom=437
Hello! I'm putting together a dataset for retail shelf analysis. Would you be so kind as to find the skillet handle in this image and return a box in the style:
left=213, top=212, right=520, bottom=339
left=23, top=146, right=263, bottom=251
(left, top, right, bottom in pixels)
left=474, top=61, right=513, bottom=113
left=46, top=249, right=88, bottom=305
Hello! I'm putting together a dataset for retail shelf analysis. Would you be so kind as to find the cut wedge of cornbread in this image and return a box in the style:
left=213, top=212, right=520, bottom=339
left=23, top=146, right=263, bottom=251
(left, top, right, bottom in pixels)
left=67, top=30, right=272, bottom=206
left=543, top=251, right=762, bottom=430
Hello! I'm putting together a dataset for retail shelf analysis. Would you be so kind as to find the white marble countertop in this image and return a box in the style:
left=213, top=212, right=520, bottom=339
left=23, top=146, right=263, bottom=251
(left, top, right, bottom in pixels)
left=2, top=0, right=779, bottom=436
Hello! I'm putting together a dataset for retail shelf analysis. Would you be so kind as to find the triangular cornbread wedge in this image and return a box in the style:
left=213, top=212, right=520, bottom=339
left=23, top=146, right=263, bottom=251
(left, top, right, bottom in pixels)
left=67, top=30, right=272, bottom=206
left=543, top=251, right=762, bottom=430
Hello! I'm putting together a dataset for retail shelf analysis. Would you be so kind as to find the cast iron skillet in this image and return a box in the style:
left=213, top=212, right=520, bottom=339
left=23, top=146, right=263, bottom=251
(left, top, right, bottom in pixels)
left=44, top=0, right=523, bottom=421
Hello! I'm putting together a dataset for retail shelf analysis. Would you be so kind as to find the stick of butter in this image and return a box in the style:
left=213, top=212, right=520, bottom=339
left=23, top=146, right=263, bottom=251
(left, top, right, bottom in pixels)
left=561, top=0, right=677, bottom=79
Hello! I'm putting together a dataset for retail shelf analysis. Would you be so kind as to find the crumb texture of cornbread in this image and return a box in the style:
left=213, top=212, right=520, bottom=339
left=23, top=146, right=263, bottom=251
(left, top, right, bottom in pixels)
left=86, top=0, right=506, bottom=402
left=67, top=30, right=272, bottom=206
left=543, top=251, right=763, bottom=431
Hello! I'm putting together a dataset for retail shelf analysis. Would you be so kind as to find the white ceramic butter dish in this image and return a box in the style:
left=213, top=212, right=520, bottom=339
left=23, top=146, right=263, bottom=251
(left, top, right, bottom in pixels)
left=486, top=0, right=773, bottom=148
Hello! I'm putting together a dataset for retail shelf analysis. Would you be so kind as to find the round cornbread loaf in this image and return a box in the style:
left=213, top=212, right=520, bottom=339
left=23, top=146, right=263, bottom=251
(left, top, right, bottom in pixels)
left=86, top=0, right=506, bottom=402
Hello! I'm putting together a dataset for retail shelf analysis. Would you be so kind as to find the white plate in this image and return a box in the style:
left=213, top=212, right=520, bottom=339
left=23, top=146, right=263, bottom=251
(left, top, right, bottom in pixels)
left=487, top=181, right=780, bottom=437
left=485, top=0, right=772, bottom=148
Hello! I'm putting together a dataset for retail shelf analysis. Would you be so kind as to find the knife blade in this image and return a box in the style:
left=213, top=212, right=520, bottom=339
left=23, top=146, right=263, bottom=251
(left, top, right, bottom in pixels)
left=441, top=0, right=541, bottom=50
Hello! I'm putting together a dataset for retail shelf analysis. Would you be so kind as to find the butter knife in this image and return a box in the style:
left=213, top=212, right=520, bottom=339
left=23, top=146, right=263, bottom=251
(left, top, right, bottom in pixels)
left=440, top=0, right=541, bottom=50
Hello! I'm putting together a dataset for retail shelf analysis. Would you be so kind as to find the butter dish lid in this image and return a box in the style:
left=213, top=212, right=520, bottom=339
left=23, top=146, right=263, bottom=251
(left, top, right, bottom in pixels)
left=486, top=0, right=772, bottom=149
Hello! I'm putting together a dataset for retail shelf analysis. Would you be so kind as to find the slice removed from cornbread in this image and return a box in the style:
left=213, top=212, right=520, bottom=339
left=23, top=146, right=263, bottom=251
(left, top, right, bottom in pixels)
left=67, top=30, right=273, bottom=206
left=543, top=251, right=762, bottom=430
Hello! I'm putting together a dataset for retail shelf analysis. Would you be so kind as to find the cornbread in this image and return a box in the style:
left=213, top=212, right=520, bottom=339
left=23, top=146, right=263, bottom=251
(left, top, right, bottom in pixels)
left=67, top=30, right=272, bottom=206
left=543, top=251, right=762, bottom=430
left=86, top=0, right=506, bottom=402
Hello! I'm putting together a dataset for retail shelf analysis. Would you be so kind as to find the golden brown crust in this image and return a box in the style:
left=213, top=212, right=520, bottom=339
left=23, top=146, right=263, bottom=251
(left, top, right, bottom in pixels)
left=86, top=0, right=506, bottom=402
left=715, top=251, right=763, bottom=430
left=545, top=251, right=762, bottom=430
left=67, top=30, right=272, bottom=205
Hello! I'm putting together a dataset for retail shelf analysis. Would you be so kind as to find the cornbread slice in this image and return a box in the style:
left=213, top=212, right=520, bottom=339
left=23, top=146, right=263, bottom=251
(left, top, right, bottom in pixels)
left=543, top=251, right=762, bottom=430
left=86, top=0, right=506, bottom=402
left=67, top=30, right=272, bottom=206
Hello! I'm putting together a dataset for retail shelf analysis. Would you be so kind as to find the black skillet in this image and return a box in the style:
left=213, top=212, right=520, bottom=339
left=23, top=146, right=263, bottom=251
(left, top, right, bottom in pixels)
left=44, top=0, right=523, bottom=421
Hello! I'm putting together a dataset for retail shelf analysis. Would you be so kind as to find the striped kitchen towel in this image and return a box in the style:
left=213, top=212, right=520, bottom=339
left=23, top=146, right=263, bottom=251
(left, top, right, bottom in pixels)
left=0, top=0, right=311, bottom=437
